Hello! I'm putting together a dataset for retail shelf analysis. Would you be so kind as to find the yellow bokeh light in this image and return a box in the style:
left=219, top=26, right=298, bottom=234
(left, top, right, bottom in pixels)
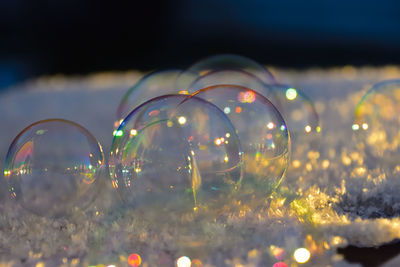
left=294, top=248, right=310, bottom=263
left=286, top=88, right=297, bottom=100
left=176, top=256, right=191, bottom=267
left=130, top=129, right=137, bottom=136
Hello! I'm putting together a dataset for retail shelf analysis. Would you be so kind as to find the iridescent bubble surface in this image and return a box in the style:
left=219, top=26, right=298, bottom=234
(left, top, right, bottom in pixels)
left=270, top=85, right=321, bottom=157
left=115, top=70, right=190, bottom=131
left=188, top=69, right=279, bottom=105
left=191, top=85, right=289, bottom=196
left=186, top=54, right=275, bottom=85
left=354, top=80, right=400, bottom=169
left=109, top=94, right=243, bottom=213
left=4, top=119, right=105, bottom=217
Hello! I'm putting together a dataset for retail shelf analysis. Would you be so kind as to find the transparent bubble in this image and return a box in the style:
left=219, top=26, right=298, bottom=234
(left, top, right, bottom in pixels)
left=177, top=54, right=275, bottom=90
left=191, top=85, right=290, bottom=196
left=109, top=94, right=243, bottom=213
left=354, top=80, right=400, bottom=169
left=270, top=85, right=321, bottom=158
left=115, top=70, right=191, bottom=131
left=4, top=119, right=105, bottom=217
left=188, top=69, right=279, bottom=105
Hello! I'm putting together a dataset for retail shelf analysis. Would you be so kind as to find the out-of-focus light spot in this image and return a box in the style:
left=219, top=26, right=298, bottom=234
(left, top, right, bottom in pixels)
left=135, top=168, right=142, bottom=173
left=130, top=129, right=137, bottom=136
left=286, top=88, right=297, bottom=100
left=267, top=122, right=275, bottom=129
left=128, top=253, right=142, bottom=267
left=270, top=245, right=286, bottom=260
left=191, top=258, right=203, bottom=267
left=280, top=125, right=286, bottom=131
left=114, top=121, right=120, bottom=128
left=113, top=130, right=123, bottom=137
left=224, top=106, right=231, bottom=114
left=167, top=121, right=173, bottom=127
left=316, top=126, right=321, bottom=133
left=108, top=265, right=116, bottom=267
left=215, top=138, right=222, bottom=146
left=272, top=262, right=288, bottom=267
left=225, top=132, right=231, bottom=138
left=362, top=123, right=369, bottom=130
left=238, top=90, right=256, bottom=103
left=35, top=262, right=45, bottom=267
left=235, top=106, right=242, bottom=113
left=224, top=156, right=229, bottom=162
left=305, top=125, right=312, bottom=133
left=292, top=160, right=301, bottom=168
left=352, top=124, right=360, bottom=131
left=176, top=256, right=191, bottom=267
left=178, top=116, right=187, bottom=125
left=179, top=90, right=189, bottom=95
left=88, top=164, right=93, bottom=170
left=294, top=248, right=310, bottom=263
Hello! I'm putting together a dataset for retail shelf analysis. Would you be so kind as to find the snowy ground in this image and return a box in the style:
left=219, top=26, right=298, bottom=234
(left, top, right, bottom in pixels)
left=1, top=67, right=400, bottom=266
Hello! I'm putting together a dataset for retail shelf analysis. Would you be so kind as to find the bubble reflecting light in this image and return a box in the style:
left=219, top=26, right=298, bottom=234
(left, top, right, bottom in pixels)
left=115, top=70, right=189, bottom=131
left=354, top=80, right=400, bottom=169
left=109, top=94, right=243, bottom=214
left=190, top=85, right=290, bottom=198
left=271, top=85, right=320, bottom=157
left=4, top=119, right=105, bottom=217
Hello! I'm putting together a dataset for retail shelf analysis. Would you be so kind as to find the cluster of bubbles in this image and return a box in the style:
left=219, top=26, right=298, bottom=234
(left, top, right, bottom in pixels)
left=2, top=54, right=325, bottom=217
left=2, top=54, right=326, bottom=264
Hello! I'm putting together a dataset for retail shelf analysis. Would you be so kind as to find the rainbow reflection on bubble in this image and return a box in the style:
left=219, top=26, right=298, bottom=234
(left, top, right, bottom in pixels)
left=4, top=119, right=105, bottom=217
left=354, top=80, right=400, bottom=169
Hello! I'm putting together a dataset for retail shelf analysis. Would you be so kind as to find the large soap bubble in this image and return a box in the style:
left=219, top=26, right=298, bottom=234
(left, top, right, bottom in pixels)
left=4, top=119, right=105, bottom=217
left=109, top=94, right=243, bottom=213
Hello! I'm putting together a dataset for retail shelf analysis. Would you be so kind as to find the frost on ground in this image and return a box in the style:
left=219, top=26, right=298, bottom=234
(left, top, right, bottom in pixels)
left=0, top=67, right=400, bottom=266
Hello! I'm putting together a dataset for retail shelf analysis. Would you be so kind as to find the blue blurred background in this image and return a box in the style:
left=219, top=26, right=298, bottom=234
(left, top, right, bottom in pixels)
left=1, top=0, right=400, bottom=90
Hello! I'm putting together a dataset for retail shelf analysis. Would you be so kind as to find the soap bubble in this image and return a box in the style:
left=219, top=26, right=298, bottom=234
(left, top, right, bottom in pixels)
left=109, top=94, right=243, bottom=213
left=115, top=70, right=193, bottom=131
left=191, top=85, right=290, bottom=196
left=4, top=119, right=105, bottom=217
left=353, top=80, right=400, bottom=169
left=188, top=69, right=279, bottom=105
left=177, top=54, right=275, bottom=90
left=270, top=85, right=321, bottom=158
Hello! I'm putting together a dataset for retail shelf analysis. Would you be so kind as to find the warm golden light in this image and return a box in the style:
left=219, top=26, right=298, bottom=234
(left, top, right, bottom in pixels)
left=305, top=125, right=312, bottom=133
left=130, top=129, right=137, bottom=136
left=362, top=123, right=369, bottom=130
left=294, top=248, right=310, bottom=263
left=128, top=253, right=142, bottom=267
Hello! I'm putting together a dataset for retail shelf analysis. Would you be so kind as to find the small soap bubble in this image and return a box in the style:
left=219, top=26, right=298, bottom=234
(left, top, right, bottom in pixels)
left=4, top=119, right=105, bottom=217
left=271, top=85, right=321, bottom=158
left=354, top=80, right=400, bottom=169
left=115, top=70, right=191, bottom=131
left=191, top=85, right=290, bottom=197
left=109, top=94, right=243, bottom=213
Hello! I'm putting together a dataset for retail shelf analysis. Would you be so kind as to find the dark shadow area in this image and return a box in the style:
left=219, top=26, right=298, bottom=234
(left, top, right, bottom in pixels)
left=337, top=239, right=400, bottom=267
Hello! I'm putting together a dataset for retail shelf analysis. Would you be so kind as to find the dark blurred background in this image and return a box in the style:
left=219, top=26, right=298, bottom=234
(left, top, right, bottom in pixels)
left=1, top=0, right=400, bottom=90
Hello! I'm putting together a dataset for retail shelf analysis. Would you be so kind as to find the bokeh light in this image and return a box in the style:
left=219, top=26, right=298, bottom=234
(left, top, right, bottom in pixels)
left=294, top=248, right=311, bottom=263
